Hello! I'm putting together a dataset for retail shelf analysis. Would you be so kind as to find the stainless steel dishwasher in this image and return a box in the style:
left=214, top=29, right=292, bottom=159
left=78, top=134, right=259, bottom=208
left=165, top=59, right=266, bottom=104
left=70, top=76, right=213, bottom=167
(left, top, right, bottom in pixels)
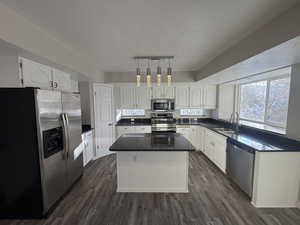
left=226, top=143, right=255, bottom=198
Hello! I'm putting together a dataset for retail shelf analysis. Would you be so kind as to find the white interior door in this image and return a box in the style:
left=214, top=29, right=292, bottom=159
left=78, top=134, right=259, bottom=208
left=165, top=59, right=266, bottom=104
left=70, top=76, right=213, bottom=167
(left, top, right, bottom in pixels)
left=94, top=84, right=114, bottom=158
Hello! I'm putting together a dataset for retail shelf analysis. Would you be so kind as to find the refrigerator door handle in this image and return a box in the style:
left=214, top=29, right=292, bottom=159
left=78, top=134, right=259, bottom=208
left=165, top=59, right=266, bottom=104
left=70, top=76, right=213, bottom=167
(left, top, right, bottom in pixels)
left=61, top=113, right=69, bottom=160
left=64, top=113, right=71, bottom=159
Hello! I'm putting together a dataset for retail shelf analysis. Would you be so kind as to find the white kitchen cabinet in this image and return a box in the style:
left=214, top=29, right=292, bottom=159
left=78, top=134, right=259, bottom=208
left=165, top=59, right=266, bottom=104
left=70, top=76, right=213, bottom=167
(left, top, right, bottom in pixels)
left=152, top=87, right=165, bottom=98
left=218, top=84, right=235, bottom=120
left=70, top=79, right=79, bottom=92
left=152, top=86, right=175, bottom=99
left=203, top=85, right=217, bottom=109
left=135, top=126, right=151, bottom=133
left=117, top=126, right=136, bottom=138
left=20, top=57, right=73, bottom=92
left=117, top=125, right=151, bottom=138
left=118, top=86, right=151, bottom=109
left=165, top=86, right=175, bottom=98
left=82, top=130, right=94, bottom=167
left=190, top=126, right=203, bottom=151
left=198, top=127, right=206, bottom=152
left=0, top=56, right=79, bottom=92
left=204, top=129, right=227, bottom=172
left=113, top=86, right=121, bottom=109
left=175, top=86, right=190, bottom=108
left=136, top=87, right=152, bottom=109
left=189, top=86, right=203, bottom=108
left=52, top=69, right=72, bottom=92
left=177, top=126, right=203, bottom=151
left=120, top=87, right=136, bottom=109
left=177, top=126, right=192, bottom=141
left=21, top=58, right=53, bottom=90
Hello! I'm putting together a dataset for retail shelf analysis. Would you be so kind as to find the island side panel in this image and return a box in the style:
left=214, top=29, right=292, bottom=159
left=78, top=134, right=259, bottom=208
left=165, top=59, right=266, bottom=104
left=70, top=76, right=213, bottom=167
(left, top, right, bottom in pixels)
left=116, top=151, right=189, bottom=192
left=252, top=151, right=300, bottom=208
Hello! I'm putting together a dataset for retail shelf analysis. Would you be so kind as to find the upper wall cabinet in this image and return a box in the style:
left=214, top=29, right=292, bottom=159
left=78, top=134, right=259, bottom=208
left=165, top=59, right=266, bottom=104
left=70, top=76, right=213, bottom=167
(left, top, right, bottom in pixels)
left=218, top=84, right=235, bottom=120
left=117, top=86, right=152, bottom=109
left=70, top=80, right=79, bottom=93
left=0, top=57, right=75, bottom=92
left=120, top=86, right=136, bottom=109
left=152, top=86, right=175, bottom=99
left=21, top=58, right=53, bottom=90
left=0, top=57, right=79, bottom=92
left=114, top=84, right=216, bottom=110
left=175, top=86, right=190, bottom=108
left=52, top=69, right=72, bottom=92
left=136, top=87, right=152, bottom=109
left=189, top=86, right=203, bottom=108
left=203, top=86, right=217, bottom=109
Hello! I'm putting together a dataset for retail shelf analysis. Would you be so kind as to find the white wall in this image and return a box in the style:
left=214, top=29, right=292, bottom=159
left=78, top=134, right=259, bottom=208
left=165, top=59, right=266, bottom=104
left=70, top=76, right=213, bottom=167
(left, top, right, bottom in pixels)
left=0, top=2, right=104, bottom=82
left=195, top=3, right=300, bottom=81
left=286, top=63, right=300, bottom=141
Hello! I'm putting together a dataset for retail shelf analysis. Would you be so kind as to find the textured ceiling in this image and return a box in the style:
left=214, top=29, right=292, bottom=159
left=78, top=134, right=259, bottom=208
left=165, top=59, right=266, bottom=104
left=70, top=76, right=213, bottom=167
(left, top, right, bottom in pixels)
left=0, top=0, right=299, bottom=72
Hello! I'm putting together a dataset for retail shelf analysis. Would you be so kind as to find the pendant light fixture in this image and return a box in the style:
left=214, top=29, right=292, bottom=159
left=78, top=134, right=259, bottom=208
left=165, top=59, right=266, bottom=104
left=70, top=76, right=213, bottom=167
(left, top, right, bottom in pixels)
left=167, top=59, right=172, bottom=86
left=133, top=56, right=174, bottom=87
left=136, top=59, right=141, bottom=87
left=156, top=60, right=162, bottom=86
left=146, top=59, right=152, bottom=88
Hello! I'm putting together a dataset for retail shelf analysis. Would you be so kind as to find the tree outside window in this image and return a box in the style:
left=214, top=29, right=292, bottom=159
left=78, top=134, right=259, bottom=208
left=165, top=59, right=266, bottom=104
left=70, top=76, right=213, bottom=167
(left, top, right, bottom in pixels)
left=239, top=76, right=290, bottom=129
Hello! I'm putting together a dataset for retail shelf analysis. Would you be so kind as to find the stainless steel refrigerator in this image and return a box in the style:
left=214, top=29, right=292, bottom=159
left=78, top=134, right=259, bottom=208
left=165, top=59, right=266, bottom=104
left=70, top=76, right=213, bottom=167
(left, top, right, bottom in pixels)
left=0, top=88, right=83, bottom=218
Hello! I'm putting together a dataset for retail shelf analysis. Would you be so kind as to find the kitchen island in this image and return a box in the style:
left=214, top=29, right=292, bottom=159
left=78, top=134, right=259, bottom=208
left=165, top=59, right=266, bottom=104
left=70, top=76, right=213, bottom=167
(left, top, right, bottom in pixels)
left=109, top=133, right=195, bottom=193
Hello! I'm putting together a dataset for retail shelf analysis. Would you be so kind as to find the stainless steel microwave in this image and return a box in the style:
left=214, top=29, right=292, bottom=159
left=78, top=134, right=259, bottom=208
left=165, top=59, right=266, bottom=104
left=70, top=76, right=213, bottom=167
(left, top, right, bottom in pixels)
left=151, top=99, right=175, bottom=112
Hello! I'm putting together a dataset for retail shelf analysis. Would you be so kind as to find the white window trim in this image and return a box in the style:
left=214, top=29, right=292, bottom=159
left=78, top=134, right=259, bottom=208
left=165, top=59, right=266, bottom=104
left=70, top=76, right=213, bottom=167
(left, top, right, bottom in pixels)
left=237, top=74, right=290, bottom=129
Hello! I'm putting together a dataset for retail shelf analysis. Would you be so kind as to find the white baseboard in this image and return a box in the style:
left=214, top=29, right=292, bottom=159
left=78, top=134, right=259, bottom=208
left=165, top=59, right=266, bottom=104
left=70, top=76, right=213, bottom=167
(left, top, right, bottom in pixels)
left=117, top=188, right=189, bottom=193
left=251, top=201, right=298, bottom=208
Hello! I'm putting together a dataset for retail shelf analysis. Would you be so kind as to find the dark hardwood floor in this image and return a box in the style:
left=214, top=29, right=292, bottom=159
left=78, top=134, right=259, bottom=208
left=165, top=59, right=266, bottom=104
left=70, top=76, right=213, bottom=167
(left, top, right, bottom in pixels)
left=1, top=152, right=300, bottom=225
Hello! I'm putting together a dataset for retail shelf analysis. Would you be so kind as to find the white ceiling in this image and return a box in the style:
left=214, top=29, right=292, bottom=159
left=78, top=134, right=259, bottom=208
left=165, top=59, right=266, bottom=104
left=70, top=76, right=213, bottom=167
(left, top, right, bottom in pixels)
left=0, top=0, right=299, bottom=72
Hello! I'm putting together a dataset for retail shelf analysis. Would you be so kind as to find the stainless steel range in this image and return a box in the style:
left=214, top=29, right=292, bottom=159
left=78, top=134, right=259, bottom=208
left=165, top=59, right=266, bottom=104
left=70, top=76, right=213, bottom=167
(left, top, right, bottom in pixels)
left=151, top=112, right=176, bottom=133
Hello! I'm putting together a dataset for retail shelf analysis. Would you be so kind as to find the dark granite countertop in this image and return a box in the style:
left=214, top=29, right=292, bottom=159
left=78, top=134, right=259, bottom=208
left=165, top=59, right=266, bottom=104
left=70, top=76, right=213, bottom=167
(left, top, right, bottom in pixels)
left=110, top=133, right=196, bottom=152
left=114, top=118, right=300, bottom=152
left=116, top=118, right=151, bottom=126
left=177, top=118, right=300, bottom=152
left=82, top=124, right=93, bottom=134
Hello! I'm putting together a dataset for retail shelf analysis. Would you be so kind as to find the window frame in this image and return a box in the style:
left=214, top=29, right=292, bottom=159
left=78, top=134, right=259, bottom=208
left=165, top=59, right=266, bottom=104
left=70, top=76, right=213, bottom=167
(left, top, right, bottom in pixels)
left=237, top=74, right=290, bottom=129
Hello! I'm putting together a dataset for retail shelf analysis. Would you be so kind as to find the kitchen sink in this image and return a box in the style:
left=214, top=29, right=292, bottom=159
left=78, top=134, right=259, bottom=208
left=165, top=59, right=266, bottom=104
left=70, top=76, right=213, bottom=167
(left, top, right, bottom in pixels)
left=214, top=128, right=237, bottom=135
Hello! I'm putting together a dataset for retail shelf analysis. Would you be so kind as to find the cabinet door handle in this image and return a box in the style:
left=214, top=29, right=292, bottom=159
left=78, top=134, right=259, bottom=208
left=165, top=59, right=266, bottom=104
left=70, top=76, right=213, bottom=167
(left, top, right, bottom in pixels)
left=54, top=82, right=58, bottom=88
left=50, top=81, right=53, bottom=88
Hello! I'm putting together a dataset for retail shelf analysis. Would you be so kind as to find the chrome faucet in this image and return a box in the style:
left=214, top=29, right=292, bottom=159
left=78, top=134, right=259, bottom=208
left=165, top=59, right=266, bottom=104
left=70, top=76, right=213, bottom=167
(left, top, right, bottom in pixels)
left=229, top=112, right=240, bottom=133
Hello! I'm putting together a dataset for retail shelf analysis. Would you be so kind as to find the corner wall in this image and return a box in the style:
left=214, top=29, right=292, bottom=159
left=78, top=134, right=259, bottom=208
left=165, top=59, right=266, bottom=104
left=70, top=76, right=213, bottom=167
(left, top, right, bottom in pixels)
left=195, top=3, right=300, bottom=81
left=0, top=2, right=103, bottom=82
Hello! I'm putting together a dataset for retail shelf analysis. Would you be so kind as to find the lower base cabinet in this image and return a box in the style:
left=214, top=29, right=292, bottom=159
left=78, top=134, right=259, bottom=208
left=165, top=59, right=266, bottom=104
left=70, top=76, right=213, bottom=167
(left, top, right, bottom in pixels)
left=177, top=126, right=204, bottom=151
left=82, top=130, right=94, bottom=167
left=116, top=126, right=151, bottom=139
left=203, top=129, right=227, bottom=173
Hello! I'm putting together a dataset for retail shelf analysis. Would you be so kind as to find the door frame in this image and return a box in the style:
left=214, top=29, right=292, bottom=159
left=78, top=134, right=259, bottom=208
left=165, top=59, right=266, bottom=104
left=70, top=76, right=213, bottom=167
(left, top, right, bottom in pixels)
left=93, top=83, right=115, bottom=159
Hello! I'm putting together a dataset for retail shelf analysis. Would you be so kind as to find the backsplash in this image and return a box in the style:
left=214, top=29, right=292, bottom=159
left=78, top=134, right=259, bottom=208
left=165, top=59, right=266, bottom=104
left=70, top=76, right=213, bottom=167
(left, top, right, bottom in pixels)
left=116, top=109, right=212, bottom=121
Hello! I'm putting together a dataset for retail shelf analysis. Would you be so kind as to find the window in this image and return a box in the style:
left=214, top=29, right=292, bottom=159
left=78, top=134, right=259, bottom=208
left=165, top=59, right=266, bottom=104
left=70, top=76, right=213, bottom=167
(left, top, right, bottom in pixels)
left=239, top=75, right=291, bottom=132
